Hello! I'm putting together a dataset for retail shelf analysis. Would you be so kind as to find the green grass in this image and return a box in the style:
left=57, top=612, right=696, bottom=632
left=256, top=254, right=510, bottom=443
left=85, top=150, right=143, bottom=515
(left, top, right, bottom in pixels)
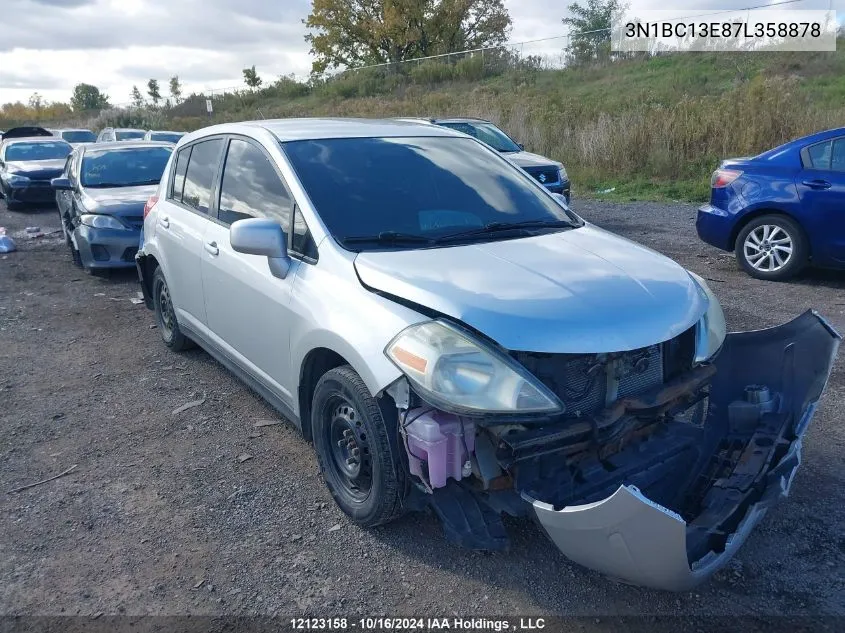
left=24, top=43, right=845, bottom=203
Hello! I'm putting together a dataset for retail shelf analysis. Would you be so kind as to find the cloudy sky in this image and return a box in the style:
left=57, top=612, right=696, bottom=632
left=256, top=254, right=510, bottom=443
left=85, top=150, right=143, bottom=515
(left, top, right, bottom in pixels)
left=1, top=0, right=842, bottom=106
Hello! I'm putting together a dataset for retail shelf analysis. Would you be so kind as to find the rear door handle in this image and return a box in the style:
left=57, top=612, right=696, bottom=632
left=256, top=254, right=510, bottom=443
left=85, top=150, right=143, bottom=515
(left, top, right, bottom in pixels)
left=204, top=241, right=219, bottom=256
left=160, top=216, right=170, bottom=228
left=802, top=179, right=832, bottom=190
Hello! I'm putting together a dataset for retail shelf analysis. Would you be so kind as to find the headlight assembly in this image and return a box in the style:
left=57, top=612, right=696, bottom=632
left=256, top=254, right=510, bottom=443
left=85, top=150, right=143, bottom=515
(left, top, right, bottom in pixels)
left=689, top=272, right=727, bottom=363
left=385, top=320, right=563, bottom=415
left=80, top=214, right=126, bottom=230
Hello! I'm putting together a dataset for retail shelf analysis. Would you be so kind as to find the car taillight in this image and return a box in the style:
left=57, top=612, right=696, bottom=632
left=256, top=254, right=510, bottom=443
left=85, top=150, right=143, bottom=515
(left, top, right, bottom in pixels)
left=143, top=194, right=159, bottom=219
left=711, top=169, right=743, bottom=188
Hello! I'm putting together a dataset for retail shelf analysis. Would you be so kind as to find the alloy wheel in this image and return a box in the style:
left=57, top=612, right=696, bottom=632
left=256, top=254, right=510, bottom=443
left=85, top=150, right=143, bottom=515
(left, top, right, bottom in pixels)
left=743, top=224, right=793, bottom=272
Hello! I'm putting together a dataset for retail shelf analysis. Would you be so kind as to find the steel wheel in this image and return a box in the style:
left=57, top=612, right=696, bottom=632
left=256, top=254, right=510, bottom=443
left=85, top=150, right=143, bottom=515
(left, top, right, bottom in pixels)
left=743, top=224, right=793, bottom=272
left=324, top=396, right=373, bottom=502
left=157, top=282, right=176, bottom=342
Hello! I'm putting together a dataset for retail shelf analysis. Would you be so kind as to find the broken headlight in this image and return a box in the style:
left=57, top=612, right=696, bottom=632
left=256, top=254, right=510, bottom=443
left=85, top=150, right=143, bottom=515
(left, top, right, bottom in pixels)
left=689, top=272, right=727, bottom=363
left=385, top=320, right=563, bottom=415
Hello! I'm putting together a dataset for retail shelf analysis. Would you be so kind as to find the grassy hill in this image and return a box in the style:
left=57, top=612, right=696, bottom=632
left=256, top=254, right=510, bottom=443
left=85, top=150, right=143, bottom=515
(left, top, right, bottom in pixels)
left=40, top=44, right=845, bottom=202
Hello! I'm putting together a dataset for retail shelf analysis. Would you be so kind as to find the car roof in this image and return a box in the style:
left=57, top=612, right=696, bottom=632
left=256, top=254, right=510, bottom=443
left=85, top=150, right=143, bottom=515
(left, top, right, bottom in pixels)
left=56, top=128, right=94, bottom=133
left=82, top=140, right=174, bottom=152
left=2, top=125, right=54, bottom=139
left=755, top=126, right=845, bottom=162
left=182, top=118, right=465, bottom=144
left=2, top=136, right=71, bottom=146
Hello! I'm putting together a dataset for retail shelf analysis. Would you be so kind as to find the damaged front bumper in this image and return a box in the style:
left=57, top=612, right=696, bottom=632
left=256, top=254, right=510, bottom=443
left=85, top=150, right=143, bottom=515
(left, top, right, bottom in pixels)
left=405, top=311, right=839, bottom=591
left=525, top=310, right=839, bottom=590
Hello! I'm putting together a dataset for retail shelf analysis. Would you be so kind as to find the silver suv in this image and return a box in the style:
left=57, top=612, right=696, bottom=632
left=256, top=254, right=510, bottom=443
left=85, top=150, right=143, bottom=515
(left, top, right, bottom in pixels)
left=136, top=118, right=838, bottom=591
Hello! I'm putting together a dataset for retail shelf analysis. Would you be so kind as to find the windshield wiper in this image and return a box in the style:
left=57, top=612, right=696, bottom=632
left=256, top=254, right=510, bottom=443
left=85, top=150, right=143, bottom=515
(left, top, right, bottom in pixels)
left=435, top=219, right=575, bottom=243
left=343, top=231, right=436, bottom=246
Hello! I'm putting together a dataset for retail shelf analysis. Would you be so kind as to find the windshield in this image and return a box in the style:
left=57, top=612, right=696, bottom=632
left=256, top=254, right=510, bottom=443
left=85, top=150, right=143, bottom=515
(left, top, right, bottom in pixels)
left=283, top=136, right=575, bottom=251
left=61, top=130, right=96, bottom=143
left=115, top=130, right=145, bottom=141
left=81, top=146, right=173, bottom=188
left=150, top=132, right=184, bottom=143
left=5, top=141, right=71, bottom=161
left=436, top=121, right=521, bottom=153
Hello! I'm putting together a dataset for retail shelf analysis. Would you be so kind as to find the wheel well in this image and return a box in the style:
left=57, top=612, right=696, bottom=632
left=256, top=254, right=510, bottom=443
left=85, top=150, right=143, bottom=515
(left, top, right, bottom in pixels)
left=141, top=254, right=160, bottom=296
left=729, top=209, right=809, bottom=254
left=298, top=348, right=348, bottom=442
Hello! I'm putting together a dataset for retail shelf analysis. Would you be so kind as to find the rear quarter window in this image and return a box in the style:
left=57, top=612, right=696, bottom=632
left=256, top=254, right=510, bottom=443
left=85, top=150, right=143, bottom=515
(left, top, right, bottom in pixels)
left=181, top=139, right=224, bottom=214
left=804, top=141, right=832, bottom=169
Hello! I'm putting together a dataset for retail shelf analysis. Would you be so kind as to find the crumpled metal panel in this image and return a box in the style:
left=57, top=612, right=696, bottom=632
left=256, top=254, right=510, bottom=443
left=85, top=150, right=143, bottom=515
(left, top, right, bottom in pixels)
left=528, top=310, right=840, bottom=591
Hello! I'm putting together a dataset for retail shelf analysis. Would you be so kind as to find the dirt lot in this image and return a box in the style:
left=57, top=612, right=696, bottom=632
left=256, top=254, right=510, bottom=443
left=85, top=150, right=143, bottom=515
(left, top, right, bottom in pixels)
left=1, top=197, right=844, bottom=622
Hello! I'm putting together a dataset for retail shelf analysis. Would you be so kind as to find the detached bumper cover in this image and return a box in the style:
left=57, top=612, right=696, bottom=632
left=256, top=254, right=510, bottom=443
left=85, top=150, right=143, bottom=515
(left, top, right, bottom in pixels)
left=528, top=310, right=839, bottom=591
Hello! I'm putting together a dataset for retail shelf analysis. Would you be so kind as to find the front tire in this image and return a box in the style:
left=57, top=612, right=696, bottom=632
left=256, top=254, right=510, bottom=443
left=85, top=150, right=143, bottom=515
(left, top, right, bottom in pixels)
left=311, top=365, right=405, bottom=527
left=735, top=214, right=808, bottom=281
left=152, top=267, right=193, bottom=351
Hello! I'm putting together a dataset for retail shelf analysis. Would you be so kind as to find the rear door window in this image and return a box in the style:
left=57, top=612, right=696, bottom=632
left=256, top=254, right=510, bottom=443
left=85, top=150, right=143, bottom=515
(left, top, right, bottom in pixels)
left=217, top=138, right=293, bottom=227
left=831, top=138, right=845, bottom=172
left=170, top=145, right=192, bottom=202
left=181, top=139, right=224, bottom=214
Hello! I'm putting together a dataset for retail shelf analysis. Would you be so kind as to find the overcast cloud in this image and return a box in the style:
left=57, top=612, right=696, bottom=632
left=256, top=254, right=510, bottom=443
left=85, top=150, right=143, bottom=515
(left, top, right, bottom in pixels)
left=0, top=0, right=842, bottom=105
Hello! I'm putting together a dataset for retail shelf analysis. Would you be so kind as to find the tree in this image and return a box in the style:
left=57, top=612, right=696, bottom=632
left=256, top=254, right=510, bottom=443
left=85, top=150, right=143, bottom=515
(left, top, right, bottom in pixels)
left=243, top=65, right=263, bottom=90
left=561, top=0, right=619, bottom=65
left=28, top=92, right=44, bottom=116
left=169, top=75, right=182, bottom=104
left=147, top=79, right=162, bottom=106
left=304, top=0, right=512, bottom=74
left=130, top=85, right=145, bottom=108
left=69, top=83, right=110, bottom=112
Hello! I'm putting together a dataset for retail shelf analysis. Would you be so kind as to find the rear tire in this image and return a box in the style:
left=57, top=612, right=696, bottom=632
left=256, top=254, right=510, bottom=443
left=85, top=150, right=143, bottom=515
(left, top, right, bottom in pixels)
left=735, top=214, right=808, bottom=281
left=152, top=267, right=193, bottom=351
left=311, top=365, right=405, bottom=527
left=5, top=200, right=24, bottom=211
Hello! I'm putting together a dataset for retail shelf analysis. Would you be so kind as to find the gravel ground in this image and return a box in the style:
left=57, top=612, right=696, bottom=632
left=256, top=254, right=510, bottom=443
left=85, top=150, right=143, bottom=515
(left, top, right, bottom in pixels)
left=0, top=198, right=843, bottom=622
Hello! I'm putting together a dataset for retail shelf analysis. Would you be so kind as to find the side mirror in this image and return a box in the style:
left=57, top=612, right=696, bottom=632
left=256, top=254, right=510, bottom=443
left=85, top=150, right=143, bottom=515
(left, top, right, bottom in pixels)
left=51, top=177, right=73, bottom=191
left=550, top=192, right=569, bottom=208
left=517, top=143, right=525, bottom=150
left=230, top=217, right=291, bottom=279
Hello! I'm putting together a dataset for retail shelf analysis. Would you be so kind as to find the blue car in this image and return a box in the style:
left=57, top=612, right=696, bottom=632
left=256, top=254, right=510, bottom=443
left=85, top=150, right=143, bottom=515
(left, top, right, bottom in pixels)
left=697, top=127, right=845, bottom=280
left=51, top=141, right=173, bottom=276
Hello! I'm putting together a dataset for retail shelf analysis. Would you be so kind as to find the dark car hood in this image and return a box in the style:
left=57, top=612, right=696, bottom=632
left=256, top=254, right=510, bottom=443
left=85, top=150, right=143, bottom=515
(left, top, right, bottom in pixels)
left=502, top=150, right=561, bottom=169
left=6, top=159, right=67, bottom=180
left=81, top=184, right=158, bottom=217
left=354, top=224, right=708, bottom=354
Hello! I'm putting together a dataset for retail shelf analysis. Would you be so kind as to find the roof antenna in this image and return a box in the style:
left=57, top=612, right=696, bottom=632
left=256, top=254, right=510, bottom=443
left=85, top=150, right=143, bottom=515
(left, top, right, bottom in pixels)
left=256, top=109, right=266, bottom=120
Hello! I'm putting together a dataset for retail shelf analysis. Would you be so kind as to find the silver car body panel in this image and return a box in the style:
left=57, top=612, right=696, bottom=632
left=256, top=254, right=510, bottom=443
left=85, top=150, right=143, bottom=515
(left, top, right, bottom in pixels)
left=355, top=224, right=708, bottom=353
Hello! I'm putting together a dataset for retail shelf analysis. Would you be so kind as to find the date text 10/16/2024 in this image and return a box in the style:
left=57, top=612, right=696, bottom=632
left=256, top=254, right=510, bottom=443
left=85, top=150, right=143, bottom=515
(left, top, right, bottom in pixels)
left=291, top=617, right=548, bottom=631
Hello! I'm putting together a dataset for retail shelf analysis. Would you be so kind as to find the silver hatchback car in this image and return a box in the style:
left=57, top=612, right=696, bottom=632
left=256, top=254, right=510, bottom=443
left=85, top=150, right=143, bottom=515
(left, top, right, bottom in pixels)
left=136, top=118, right=838, bottom=591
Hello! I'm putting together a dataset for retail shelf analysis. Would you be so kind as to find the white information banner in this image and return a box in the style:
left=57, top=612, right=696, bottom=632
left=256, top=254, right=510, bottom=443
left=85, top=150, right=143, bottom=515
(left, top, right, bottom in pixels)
left=611, top=8, right=838, bottom=53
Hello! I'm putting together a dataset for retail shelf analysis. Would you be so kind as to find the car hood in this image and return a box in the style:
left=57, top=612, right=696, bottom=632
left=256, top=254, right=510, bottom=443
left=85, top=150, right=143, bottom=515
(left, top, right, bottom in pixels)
left=6, top=159, right=67, bottom=179
left=502, top=150, right=561, bottom=169
left=81, top=184, right=157, bottom=217
left=353, top=225, right=708, bottom=353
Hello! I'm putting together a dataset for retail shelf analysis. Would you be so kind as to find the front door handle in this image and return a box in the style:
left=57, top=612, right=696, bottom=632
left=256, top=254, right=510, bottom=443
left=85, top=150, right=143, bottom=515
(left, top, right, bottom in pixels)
left=160, top=216, right=170, bottom=228
left=204, top=241, right=219, bottom=256
left=802, top=179, right=832, bottom=190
